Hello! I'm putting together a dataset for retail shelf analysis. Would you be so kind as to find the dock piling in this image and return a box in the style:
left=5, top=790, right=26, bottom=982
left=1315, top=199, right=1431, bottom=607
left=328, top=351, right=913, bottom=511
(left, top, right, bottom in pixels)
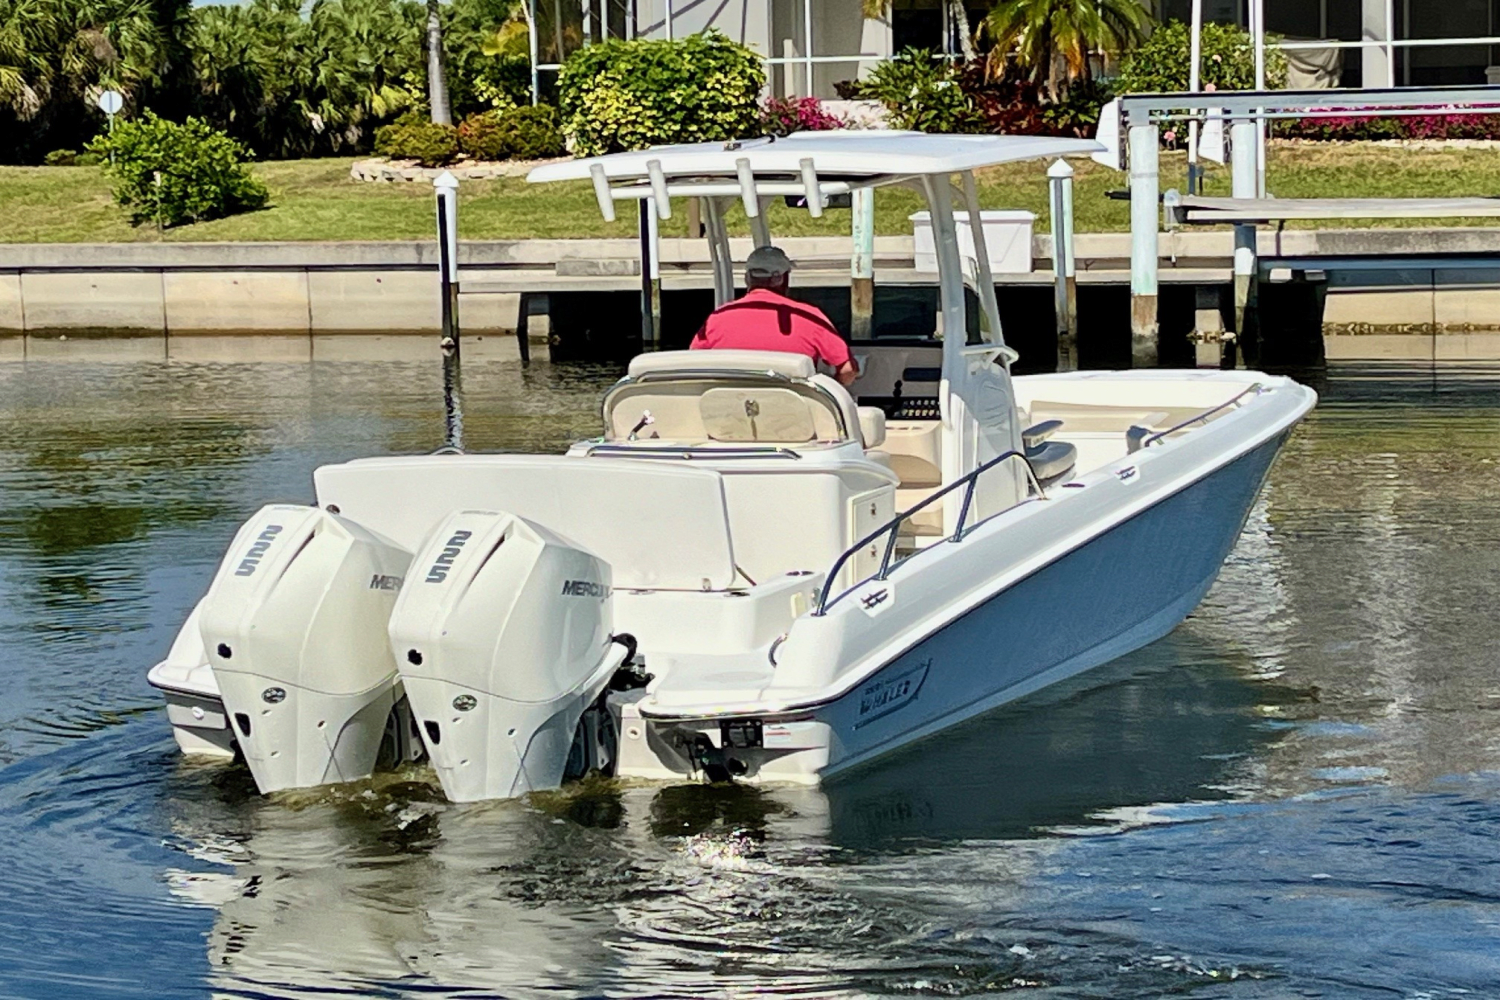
left=1047, top=159, right=1078, bottom=372
left=1230, top=117, right=1258, bottom=367
left=1128, top=118, right=1160, bottom=367
left=433, top=170, right=464, bottom=449
left=639, top=198, right=661, bottom=350
left=851, top=187, right=875, bottom=340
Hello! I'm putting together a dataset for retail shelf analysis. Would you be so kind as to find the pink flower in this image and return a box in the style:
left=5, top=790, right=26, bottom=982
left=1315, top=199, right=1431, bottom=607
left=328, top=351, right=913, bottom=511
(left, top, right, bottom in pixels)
left=1204, top=82, right=1217, bottom=92
left=1163, top=129, right=1177, bottom=142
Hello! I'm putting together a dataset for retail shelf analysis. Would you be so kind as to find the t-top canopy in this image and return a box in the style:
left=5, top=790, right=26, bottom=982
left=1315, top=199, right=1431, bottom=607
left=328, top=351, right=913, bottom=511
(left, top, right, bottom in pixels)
left=527, top=131, right=1103, bottom=184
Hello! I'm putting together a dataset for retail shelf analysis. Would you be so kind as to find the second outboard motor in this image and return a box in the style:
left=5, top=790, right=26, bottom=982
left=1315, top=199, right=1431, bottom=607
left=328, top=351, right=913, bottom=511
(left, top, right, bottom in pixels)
left=200, top=504, right=412, bottom=795
left=389, top=509, right=626, bottom=803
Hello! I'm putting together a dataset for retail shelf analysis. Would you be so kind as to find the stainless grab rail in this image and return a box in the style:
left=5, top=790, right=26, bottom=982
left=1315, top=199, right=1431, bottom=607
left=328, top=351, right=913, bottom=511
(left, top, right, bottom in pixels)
left=814, top=449, right=1044, bottom=616
left=1142, top=383, right=1264, bottom=448
left=581, top=444, right=803, bottom=460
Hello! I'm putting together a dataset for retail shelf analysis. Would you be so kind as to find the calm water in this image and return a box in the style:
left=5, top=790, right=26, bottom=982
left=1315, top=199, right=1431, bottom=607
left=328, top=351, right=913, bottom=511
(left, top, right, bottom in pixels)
left=2, top=349, right=1499, bottom=999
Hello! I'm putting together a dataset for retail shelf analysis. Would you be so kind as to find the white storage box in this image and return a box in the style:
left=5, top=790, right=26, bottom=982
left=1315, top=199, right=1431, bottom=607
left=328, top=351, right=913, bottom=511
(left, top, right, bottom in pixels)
left=910, top=210, right=1035, bottom=274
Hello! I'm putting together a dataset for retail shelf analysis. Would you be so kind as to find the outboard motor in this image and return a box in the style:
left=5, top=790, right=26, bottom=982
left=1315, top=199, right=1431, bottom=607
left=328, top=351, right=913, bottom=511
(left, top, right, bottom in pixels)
left=389, top=509, right=626, bottom=803
left=199, top=504, right=412, bottom=795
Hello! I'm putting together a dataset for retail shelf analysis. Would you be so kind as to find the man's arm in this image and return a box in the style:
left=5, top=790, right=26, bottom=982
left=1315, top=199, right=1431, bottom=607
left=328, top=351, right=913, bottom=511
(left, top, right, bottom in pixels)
left=804, top=309, right=857, bottom=385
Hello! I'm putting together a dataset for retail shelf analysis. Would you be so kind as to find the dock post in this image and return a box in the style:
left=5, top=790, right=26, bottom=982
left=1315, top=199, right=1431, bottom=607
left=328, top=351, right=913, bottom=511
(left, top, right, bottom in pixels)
left=851, top=186, right=875, bottom=340
left=433, top=170, right=464, bottom=450
left=1128, top=117, right=1160, bottom=367
left=1047, top=158, right=1078, bottom=372
left=1230, top=117, right=1258, bottom=368
left=639, top=198, right=661, bottom=350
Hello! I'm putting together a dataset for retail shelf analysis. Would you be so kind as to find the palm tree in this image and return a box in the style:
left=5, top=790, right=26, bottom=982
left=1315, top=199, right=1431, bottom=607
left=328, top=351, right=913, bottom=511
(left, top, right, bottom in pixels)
left=983, top=0, right=1150, bottom=97
left=426, top=0, right=450, bottom=124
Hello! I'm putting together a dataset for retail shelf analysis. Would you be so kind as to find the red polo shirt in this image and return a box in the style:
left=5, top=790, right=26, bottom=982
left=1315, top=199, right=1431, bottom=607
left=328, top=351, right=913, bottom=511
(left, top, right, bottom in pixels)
left=690, top=289, right=851, bottom=368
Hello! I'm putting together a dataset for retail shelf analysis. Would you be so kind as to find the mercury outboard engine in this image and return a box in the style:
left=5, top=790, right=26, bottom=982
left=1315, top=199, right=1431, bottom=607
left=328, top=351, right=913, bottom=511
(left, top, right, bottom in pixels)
left=389, top=509, right=626, bottom=803
left=199, top=504, right=412, bottom=795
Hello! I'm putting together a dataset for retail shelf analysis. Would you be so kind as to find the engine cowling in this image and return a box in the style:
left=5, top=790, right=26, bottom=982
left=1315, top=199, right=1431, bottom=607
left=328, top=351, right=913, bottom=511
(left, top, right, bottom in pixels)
left=389, top=509, right=623, bottom=803
left=199, top=504, right=412, bottom=794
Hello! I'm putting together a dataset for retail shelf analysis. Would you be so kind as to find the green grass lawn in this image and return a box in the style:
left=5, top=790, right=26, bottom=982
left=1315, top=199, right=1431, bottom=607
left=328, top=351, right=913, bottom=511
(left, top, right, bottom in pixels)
left=4, top=143, right=1500, bottom=243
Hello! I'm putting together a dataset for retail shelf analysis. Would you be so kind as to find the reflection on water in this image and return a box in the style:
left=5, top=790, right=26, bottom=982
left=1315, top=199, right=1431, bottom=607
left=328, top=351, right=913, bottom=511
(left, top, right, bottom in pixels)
left=2, top=349, right=1500, bottom=997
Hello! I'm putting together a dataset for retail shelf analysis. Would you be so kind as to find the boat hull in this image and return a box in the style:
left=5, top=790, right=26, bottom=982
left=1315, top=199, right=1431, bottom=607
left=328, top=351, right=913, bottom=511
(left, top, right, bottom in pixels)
left=814, top=429, right=1287, bottom=778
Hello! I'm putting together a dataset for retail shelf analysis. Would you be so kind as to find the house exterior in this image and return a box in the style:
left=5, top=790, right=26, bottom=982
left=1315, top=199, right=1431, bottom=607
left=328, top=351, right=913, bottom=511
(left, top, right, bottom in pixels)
left=532, top=0, right=1500, bottom=98
left=1158, top=0, right=1500, bottom=89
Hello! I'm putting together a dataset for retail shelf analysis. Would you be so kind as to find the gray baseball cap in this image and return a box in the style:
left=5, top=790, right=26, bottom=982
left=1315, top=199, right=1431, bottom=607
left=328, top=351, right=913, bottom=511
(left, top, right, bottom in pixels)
left=745, top=245, right=795, bottom=278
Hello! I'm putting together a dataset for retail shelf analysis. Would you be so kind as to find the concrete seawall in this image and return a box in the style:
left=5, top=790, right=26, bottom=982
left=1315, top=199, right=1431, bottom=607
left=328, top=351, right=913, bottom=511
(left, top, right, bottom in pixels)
left=6, top=230, right=1500, bottom=362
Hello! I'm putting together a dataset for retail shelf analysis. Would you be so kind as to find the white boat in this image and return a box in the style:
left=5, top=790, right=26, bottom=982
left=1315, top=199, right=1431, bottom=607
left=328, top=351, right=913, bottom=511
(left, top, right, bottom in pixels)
left=148, top=132, right=1316, bottom=802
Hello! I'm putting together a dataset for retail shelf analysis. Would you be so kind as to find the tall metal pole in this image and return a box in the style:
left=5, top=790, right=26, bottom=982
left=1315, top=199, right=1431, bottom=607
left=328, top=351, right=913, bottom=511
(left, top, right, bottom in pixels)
left=802, top=0, right=814, bottom=98
left=1252, top=0, right=1267, bottom=197
left=1230, top=118, right=1257, bottom=369
left=1188, top=0, right=1204, bottom=196
left=1385, top=0, right=1395, bottom=87
left=1047, top=159, right=1078, bottom=372
left=1128, top=118, right=1160, bottom=368
left=850, top=186, right=875, bottom=340
left=433, top=171, right=464, bottom=451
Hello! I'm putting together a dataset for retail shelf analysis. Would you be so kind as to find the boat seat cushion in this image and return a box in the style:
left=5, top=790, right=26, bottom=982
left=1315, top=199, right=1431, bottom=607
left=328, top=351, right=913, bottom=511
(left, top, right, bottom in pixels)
left=883, top=420, right=943, bottom=487
left=1028, top=439, right=1077, bottom=484
left=629, top=349, right=815, bottom=380
left=857, top=406, right=886, bottom=449
left=700, top=386, right=827, bottom=442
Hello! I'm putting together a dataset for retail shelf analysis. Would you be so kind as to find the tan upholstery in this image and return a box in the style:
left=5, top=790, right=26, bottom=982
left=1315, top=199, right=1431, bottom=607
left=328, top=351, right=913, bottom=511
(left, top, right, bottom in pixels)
left=883, top=420, right=943, bottom=487
left=628, top=349, right=815, bottom=380
left=606, top=383, right=711, bottom=440
left=857, top=406, right=886, bottom=449
left=700, top=386, right=825, bottom=442
left=808, top=373, right=860, bottom=443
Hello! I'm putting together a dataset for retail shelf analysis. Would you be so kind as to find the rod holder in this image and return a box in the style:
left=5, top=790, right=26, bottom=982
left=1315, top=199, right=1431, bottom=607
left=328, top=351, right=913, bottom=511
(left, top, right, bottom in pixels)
left=799, top=158, right=823, bottom=218
left=735, top=157, right=759, bottom=218
left=646, top=160, right=672, bottom=219
left=589, top=164, right=615, bottom=223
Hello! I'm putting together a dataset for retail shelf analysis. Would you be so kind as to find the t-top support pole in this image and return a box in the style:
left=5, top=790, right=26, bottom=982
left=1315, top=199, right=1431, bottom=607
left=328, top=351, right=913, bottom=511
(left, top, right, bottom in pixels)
left=850, top=186, right=875, bottom=340
left=1128, top=117, right=1160, bottom=367
left=1047, top=158, right=1078, bottom=372
left=1187, top=0, right=1204, bottom=196
left=1230, top=117, right=1258, bottom=368
left=639, top=197, right=661, bottom=351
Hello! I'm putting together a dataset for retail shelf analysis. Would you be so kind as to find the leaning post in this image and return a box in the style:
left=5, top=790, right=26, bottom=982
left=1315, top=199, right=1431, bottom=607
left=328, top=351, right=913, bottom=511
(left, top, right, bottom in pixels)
left=433, top=170, right=465, bottom=450
left=1128, top=113, right=1160, bottom=367
left=1047, top=158, right=1078, bottom=372
left=1230, top=116, right=1258, bottom=368
left=851, top=186, right=875, bottom=340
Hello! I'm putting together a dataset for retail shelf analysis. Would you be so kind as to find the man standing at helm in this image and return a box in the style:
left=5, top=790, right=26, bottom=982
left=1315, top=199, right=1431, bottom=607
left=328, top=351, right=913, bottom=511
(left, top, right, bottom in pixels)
left=690, top=245, right=859, bottom=386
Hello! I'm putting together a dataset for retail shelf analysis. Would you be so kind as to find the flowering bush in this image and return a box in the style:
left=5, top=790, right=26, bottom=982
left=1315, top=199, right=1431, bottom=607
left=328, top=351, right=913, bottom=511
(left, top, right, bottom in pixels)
left=760, top=97, right=846, bottom=137
left=1280, top=108, right=1500, bottom=141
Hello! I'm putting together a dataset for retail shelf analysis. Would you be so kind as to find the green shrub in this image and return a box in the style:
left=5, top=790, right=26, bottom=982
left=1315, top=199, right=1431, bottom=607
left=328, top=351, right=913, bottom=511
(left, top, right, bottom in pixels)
left=558, top=31, right=764, bottom=156
left=75, top=150, right=104, bottom=166
left=852, top=48, right=982, bottom=133
left=43, top=149, right=79, bottom=166
left=374, top=115, right=461, bottom=166
left=87, top=112, right=269, bottom=228
left=458, top=110, right=509, bottom=160
left=1117, top=20, right=1286, bottom=94
left=495, top=104, right=564, bottom=160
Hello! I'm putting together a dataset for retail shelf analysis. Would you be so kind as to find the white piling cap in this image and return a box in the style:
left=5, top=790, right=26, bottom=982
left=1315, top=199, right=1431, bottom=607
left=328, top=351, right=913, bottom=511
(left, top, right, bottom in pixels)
left=433, top=170, right=459, bottom=189
left=1047, top=158, right=1075, bottom=179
